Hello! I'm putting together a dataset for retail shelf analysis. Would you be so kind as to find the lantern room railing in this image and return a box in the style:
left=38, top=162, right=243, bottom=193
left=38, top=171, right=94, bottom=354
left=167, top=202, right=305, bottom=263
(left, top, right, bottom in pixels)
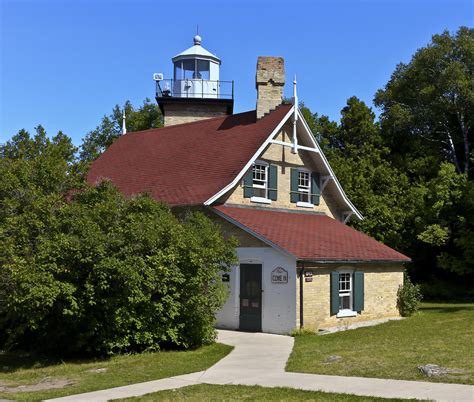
left=156, top=79, right=234, bottom=100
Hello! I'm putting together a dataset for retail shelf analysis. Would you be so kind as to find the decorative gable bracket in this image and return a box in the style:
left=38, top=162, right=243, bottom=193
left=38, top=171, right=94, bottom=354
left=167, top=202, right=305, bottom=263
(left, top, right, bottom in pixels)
left=269, top=139, right=320, bottom=154
left=320, top=175, right=333, bottom=192
left=342, top=211, right=353, bottom=224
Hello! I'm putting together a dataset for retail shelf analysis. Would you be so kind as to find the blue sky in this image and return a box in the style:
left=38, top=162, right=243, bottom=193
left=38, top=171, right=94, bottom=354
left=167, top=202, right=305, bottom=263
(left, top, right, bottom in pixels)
left=1, top=0, right=472, bottom=145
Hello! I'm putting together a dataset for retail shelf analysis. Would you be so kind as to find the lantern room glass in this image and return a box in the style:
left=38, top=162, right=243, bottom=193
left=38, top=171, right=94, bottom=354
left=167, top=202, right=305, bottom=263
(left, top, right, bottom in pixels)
left=182, top=60, right=194, bottom=79
left=174, top=59, right=211, bottom=80
left=197, top=60, right=210, bottom=80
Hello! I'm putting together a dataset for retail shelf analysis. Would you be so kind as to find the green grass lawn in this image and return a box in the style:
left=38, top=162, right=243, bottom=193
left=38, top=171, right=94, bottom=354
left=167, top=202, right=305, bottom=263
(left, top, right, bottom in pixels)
left=287, top=302, right=474, bottom=384
left=117, top=384, right=416, bottom=401
left=0, top=343, right=232, bottom=402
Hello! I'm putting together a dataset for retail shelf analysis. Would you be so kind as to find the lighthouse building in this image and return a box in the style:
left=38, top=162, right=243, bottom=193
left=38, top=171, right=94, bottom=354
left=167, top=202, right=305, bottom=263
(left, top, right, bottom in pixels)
left=88, top=35, right=409, bottom=334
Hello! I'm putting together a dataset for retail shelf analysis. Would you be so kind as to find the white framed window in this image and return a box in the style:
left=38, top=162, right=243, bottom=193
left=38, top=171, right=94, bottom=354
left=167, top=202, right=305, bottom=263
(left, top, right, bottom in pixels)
left=297, top=170, right=311, bottom=203
left=252, top=162, right=268, bottom=200
left=337, top=270, right=357, bottom=317
left=295, top=168, right=314, bottom=208
left=339, top=272, right=352, bottom=310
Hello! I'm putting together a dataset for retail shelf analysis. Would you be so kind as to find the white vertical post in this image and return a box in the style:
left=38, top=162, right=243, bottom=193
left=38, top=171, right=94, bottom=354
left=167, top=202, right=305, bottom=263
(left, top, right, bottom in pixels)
left=122, top=109, right=127, bottom=135
left=292, top=75, right=298, bottom=154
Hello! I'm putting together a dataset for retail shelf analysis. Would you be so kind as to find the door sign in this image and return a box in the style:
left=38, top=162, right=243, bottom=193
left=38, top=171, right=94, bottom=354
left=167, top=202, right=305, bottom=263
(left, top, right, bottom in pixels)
left=271, top=267, right=288, bottom=284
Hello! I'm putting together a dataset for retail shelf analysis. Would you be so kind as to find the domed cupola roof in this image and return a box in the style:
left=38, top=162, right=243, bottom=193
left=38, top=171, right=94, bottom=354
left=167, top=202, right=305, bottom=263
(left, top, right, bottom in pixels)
left=172, top=35, right=221, bottom=64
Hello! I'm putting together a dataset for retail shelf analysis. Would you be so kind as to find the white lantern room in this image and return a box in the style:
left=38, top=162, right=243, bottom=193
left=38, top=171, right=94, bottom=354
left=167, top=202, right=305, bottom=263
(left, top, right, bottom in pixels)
left=169, top=35, right=221, bottom=99
left=154, top=34, right=234, bottom=126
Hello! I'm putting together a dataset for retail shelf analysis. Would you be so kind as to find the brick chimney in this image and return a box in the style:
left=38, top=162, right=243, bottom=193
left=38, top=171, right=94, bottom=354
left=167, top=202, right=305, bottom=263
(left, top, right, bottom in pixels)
left=256, top=56, right=285, bottom=119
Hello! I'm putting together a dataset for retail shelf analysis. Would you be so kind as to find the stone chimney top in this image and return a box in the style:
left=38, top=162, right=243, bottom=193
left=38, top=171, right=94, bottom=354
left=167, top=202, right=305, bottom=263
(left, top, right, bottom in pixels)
left=256, top=56, right=285, bottom=119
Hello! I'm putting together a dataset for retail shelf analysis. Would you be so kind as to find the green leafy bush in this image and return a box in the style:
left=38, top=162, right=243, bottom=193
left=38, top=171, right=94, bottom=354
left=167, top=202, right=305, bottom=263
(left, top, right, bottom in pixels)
left=290, top=327, right=315, bottom=337
left=0, top=130, right=237, bottom=355
left=397, top=274, right=423, bottom=317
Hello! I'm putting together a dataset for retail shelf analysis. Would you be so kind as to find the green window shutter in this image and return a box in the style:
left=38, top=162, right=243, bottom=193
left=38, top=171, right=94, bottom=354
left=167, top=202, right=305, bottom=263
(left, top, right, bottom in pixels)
left=353, top=272, right=364, bottom=312
left=268, top=164, right=278, bottom=201
left=311, top=172, right=320, bottom=205
left=290, top=168, right=299, bottom=203
left=243, top=168, right=253, bottom=198
left=330, top=271, right=339, bottom=316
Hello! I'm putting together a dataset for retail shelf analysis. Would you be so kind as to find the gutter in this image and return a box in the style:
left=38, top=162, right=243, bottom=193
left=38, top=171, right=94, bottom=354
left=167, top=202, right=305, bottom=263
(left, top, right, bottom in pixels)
left=297, top=259, right=411, bottom=265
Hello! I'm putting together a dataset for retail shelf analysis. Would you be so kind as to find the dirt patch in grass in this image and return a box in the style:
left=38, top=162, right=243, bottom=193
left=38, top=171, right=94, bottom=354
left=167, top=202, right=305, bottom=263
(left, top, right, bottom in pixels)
left=0, top=343, right=232, bottom=402
left=0, top=377, right=74, bottom=393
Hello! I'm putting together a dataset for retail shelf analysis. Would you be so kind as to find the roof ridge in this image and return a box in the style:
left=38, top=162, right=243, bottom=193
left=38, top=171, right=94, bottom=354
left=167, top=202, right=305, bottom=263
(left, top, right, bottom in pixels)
left=122, top=104, right=291, bottom=136
left=121, top=109, right=255, bottom=137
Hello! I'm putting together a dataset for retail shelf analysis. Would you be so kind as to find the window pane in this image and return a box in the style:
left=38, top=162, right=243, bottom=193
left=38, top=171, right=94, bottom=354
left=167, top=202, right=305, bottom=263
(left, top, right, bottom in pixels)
left=339, top=273, right=351, bottom=291
left=298, top=171, right=310, bottom=188
left=253, top=164, right=267, bottom=183
left=174, top=62, right=183, bottom=80
left=299, top=192, right=310, bottom=203
left=183, top=60, right=194, bottom=79
left=253, top=187, right=267, bottom=198
left=197, top=60, right=210, bottom=80
left=340, top=295, right=351, bottom=310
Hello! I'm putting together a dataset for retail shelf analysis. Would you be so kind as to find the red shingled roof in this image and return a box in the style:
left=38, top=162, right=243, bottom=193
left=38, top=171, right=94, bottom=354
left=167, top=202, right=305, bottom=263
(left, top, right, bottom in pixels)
left=213, top=205, right=410, bottom=262
left=87, top=105, right=292, bottom=206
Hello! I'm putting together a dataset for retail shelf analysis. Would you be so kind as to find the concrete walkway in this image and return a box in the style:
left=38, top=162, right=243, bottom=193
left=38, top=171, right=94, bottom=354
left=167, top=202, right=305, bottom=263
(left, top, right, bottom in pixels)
left=47, top=330, right=474, bottom=402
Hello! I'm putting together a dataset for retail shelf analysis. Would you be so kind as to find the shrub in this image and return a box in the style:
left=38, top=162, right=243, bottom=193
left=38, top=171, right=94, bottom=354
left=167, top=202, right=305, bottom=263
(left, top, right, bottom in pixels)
left=397, top=274, right=423, bottom=317
left=290, top=327, right=315, bottom=336
left=0, top=160, right=237, bottom=355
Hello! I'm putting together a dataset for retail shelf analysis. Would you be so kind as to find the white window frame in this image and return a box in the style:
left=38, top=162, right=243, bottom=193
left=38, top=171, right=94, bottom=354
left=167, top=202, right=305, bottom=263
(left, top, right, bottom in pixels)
left=336, top=269, right=357, bottom=318
left=296, top=168, right=314, bottom=208
left=250, top=161, right=271, bottom=204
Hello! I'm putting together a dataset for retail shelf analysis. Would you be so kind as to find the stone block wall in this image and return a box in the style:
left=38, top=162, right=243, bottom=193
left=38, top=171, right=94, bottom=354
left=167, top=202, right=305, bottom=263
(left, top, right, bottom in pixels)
left=163, top=103, right=229, bottom=126
left=256, top=56, right=285, bottom=119
left=295, top=264, right=404, bottom=331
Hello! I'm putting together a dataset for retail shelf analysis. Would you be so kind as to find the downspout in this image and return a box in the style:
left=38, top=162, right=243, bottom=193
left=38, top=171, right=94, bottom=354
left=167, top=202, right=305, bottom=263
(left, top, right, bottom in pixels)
left=299, top=262, right=304, bottom=328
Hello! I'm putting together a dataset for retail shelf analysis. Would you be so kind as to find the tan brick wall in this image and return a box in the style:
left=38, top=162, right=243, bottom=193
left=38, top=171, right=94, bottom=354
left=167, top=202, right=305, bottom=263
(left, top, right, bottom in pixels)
left=220, top=123, right=341, bottom=218
left=295, top=264, right=404, bottom=331
left=163, top=103, right=229, bottom=126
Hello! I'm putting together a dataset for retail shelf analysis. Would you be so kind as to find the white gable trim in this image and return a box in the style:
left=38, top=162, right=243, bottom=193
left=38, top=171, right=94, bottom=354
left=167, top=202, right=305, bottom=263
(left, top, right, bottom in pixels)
left=296, top=108, right=363, bottom=220
left=204, top=106, right=363, bottom=221
left=204, top=106, right=295, bottom=205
